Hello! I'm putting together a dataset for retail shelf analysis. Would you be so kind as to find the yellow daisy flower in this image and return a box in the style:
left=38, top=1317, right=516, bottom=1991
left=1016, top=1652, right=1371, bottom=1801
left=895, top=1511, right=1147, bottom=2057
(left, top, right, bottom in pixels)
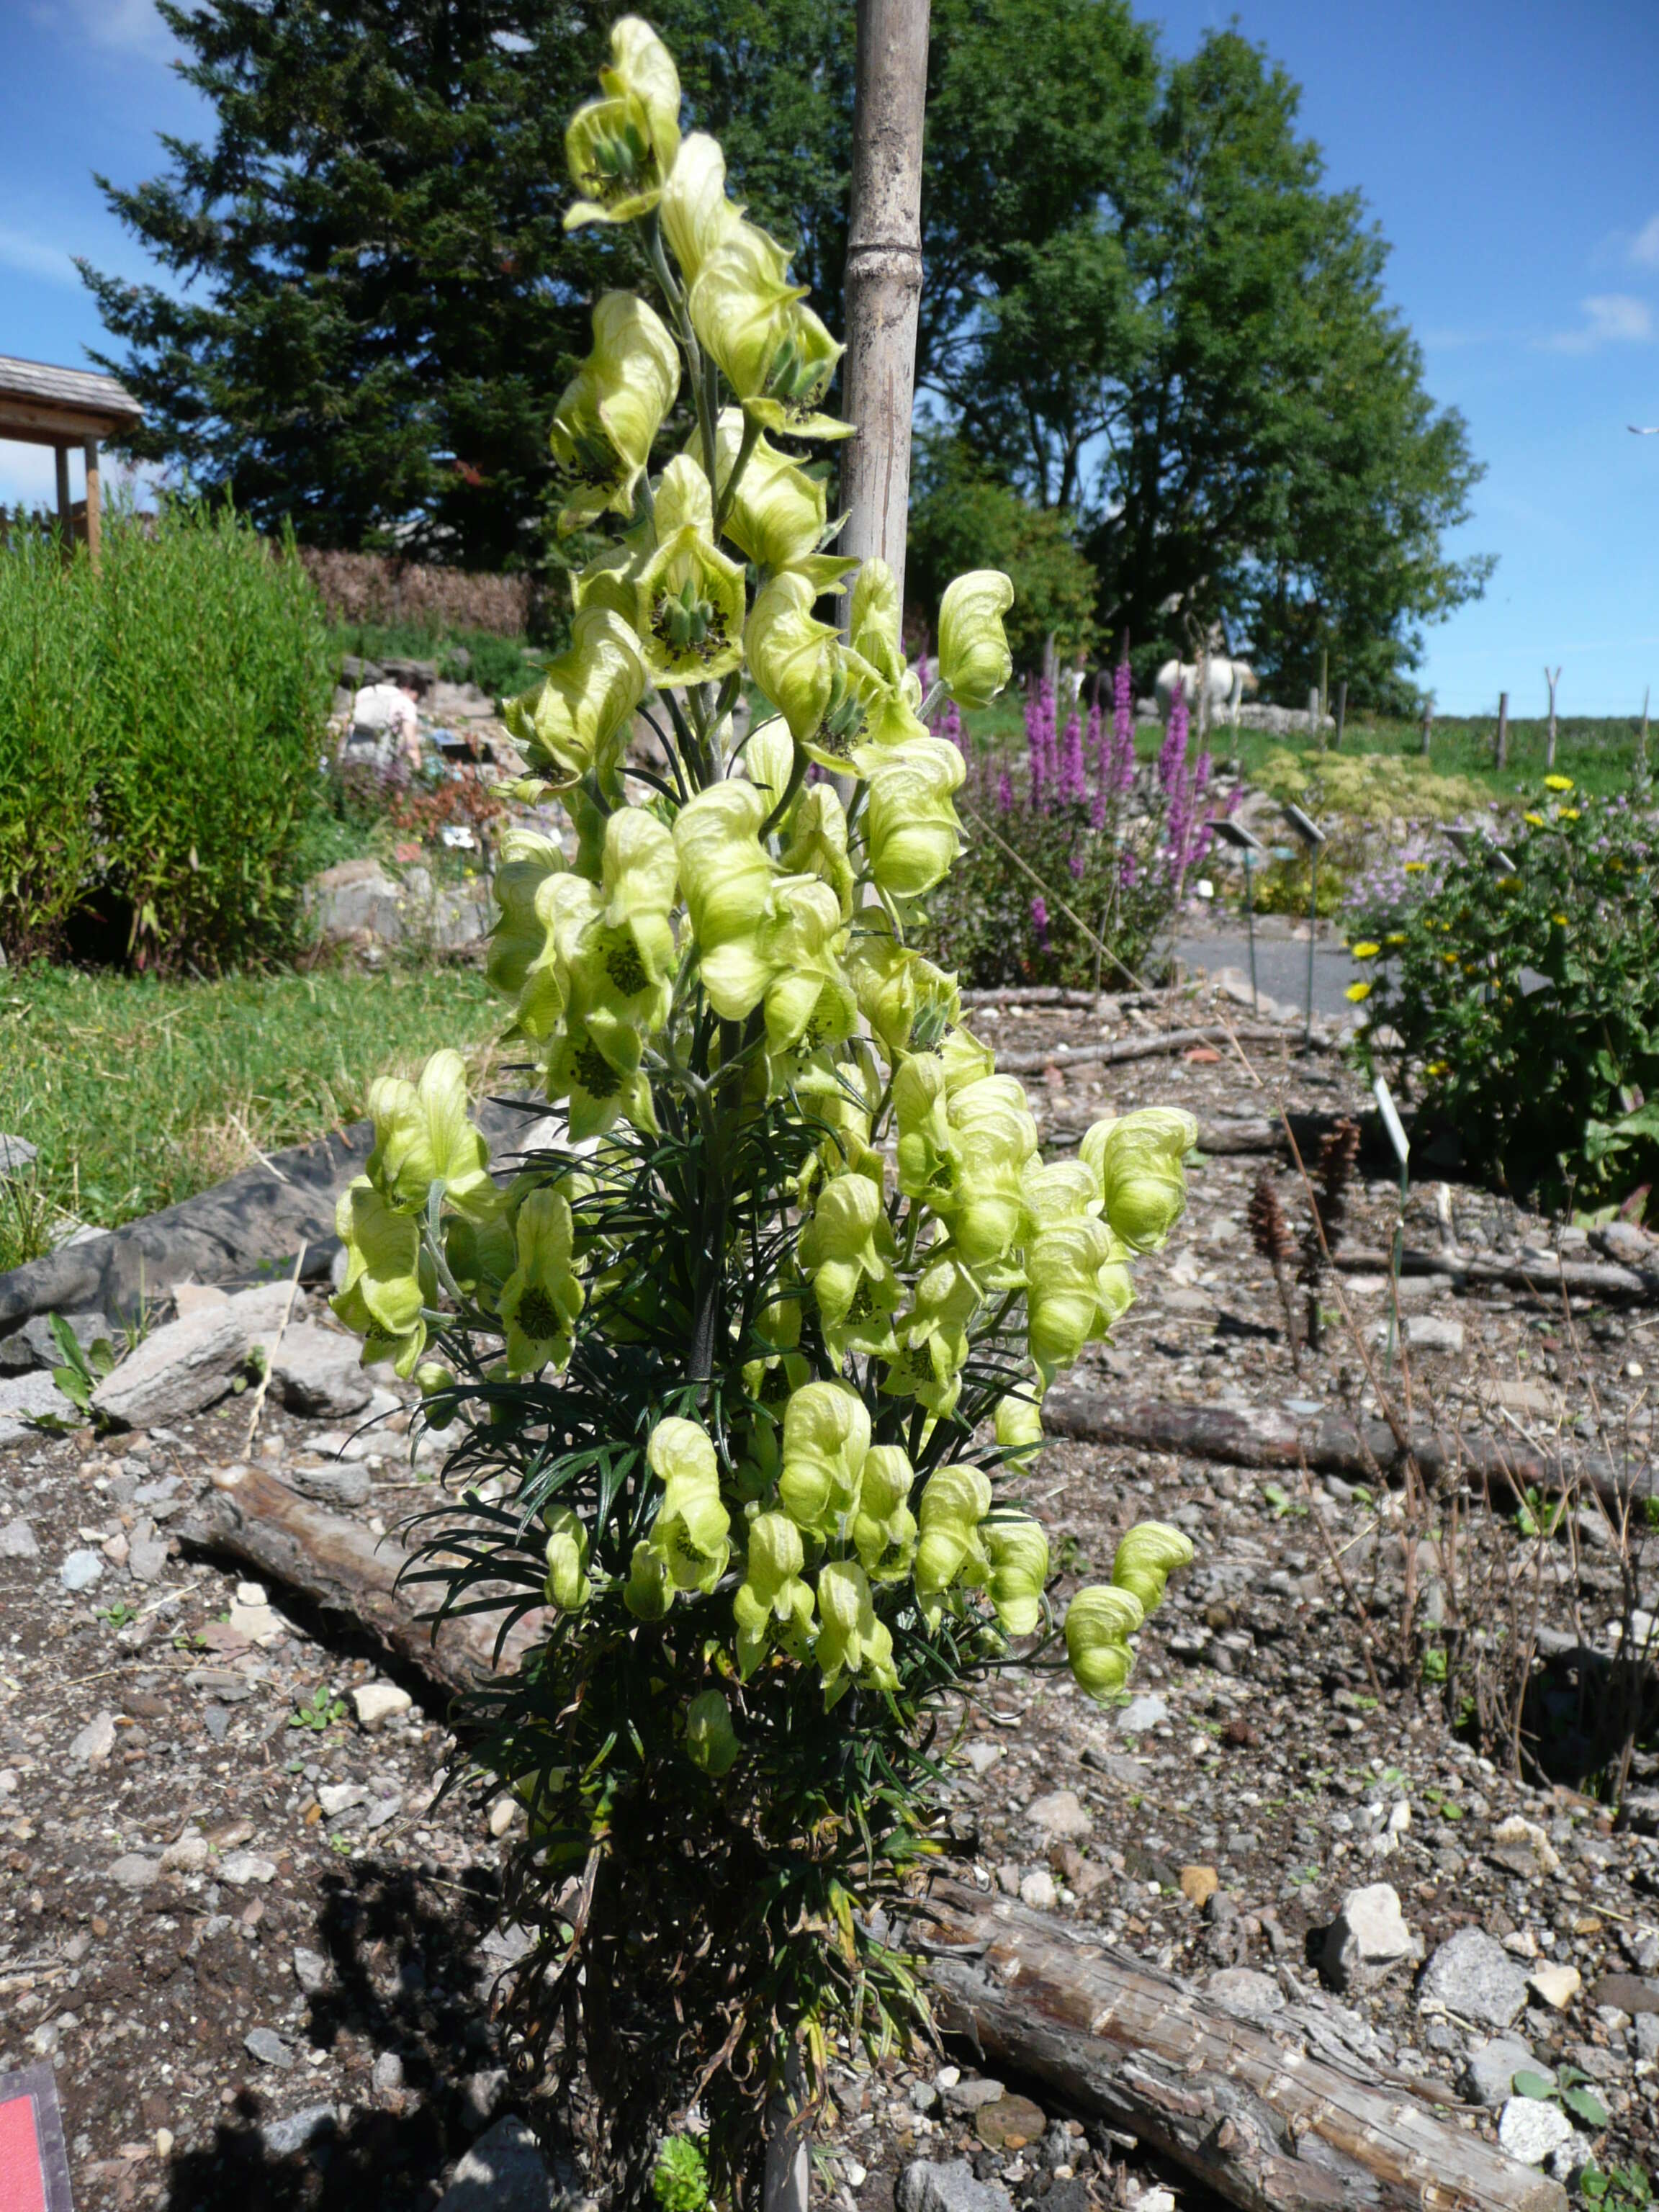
left=1403, top=860, right=1427, bottom=873
left=1543, top=774, right=1574, bottom=792
left=1552, top=912, right=1568, bottom=925
left=1524, top=811, right=1545, bottom=827
left=1559, top=807, right=1581, bottom=821
left=1345, top=981, right=1372, bottom=1002
left=1426, top=1060, right=1449, bottom=1077
left=1351, top=941, right=1381, bottom=958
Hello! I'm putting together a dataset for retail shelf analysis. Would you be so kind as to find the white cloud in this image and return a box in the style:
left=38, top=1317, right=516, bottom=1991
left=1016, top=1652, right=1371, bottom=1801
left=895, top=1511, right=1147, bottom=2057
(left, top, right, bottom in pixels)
left=1631, top=214, right=1659, bottom=270
left=31, top=0, right=174, bottom=58
left=1543, top=294, right=1654, bottom=354
left=0, top=224, right=79, bottom=287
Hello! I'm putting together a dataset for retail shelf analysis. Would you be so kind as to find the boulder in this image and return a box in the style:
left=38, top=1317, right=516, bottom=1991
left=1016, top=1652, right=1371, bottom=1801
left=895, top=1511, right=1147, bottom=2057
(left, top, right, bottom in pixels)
left=1321, top=1882, right=1423, bottom=1992
left=0, top=1369, right=68, bottom=1445
left=269, top=1323, right=374, bottom=1419
left=437, top=2116, right=554, bottom=2212
left=1417, top=1926, right=1530, bottom=2029
left=897, top=2162, right=1014, bottom=2212
left=91, top=1305, right=249, bottom=1428
left=305, top=858, right=404, bottom=943
left=286, top=1460, right=372, bottom=1509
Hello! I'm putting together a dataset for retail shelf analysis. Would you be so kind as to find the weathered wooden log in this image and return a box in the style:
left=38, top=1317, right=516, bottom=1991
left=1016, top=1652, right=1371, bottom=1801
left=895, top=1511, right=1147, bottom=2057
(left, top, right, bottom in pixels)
left=178, top=1462, right=540, bottom=1698
left=1331, top=1245, right=1659, bottom=1303
left=961, top=986, right=1124, bottom=1011
left=1042, top=1390, right=1651, bottom=1503
left=999, top=1025, right=1316, bottom=1076
left=914, top=1880, right=1566, bottom=2212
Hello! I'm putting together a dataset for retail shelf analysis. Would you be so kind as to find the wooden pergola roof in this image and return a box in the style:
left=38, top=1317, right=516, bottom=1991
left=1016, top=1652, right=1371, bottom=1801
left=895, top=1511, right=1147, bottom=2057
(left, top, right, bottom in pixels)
left=0, top=355, right=143, bottom=448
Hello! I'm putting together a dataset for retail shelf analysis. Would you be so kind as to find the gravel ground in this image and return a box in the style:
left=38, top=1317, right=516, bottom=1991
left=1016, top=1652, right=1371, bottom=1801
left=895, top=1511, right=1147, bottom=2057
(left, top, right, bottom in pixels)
left=4, top=981, right=1659, bottom=2211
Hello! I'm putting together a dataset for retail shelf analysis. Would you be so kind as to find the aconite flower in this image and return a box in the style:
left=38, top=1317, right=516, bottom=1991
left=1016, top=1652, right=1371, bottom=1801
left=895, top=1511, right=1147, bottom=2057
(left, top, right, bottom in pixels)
left=646, top=1417, right=732, bottom=1593
left=565, top=17, right=682, bottom=230
left=781, top=786, right=855, bottom=919
left=884, top=1253, right=979, bottom=1419
left=1082, top=1107, right=1197, bottom=1252
left=567, top=806, right=678, bottom=1033
left=745, top=571, right=842, bottom=760
left=504, top=605, right=648, bottom=788
left=635, top=456, right=747, bottom=687
left=853, top=734, right=966, bottom=899
left=732, top=1511, right=814, bottom=1676
left=938, top=572, right=1015, bottom=710
left=684, top=1689, right=739, bottom=1776
left=798, top=1170, right=901, bottom=1359
left=623, top=1539, right=673, bottom=1621
left=707, top=409, right=829, bottom=572
left=913, top=1463, right=992, bottom=1626
left=778, top=1380, right=871, bottom=1535
left=674, top=780, right=775, bottom=962
left=367, top=1051, right=497, bottom=1221
left=1112, top=1521, right=1195, bottom=1614
left=548, top=293, right=680, bottom=532
left=690, top=223, right=849, bottom=441
left=660, top=132, right=741, bottom=282
left=994, top=1390, right=1044, bottom=1470
left=487, top=830, right=566, bottom=1001
left=1025, top=1217, right=1120, bottom=1382
left=544, top=1009, right=657, bottom=1141
left=498, top=1187, right=585, bottom=1375
left=846, top=925, right=958, bottom=1056
left=815, top=1560, right=897, bottom=1697
left=1064, top=1584, right=1145, bottom=1701
left=332, top=1179, right=428, bottom=1376
left=984, top=1512, right=1049, bottom=1636
left=541, top=1505, right=592, bottom=1612
left=847, top=559, right=905, bottom=691
left=850, top=1446, right=917, bottom=1581
left=937, top=1075, right=1038, bottom=1268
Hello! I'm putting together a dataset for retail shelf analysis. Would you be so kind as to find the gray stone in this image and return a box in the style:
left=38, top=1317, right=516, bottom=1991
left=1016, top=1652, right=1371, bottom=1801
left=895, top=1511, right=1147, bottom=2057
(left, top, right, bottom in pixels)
left=0, top=1369, right=70, bottom=1444
left=184, top=1666, right=256, bottom=1701
left=305, top=858, right=405, bottom=945
left=70, top=1711, right=118, bottom=1766
left=260, top=2103, right=341, bottom=2158
left=245, top=2026, right=296, bottom=2069
left=270, top=1323, right=374, bottom=1419
left=1418, top=1927, right=1531, bottom=2029
left=1205, top=1969, right=1286, bottom=2022
left=372, top=2050, right=405, bottom=2094
left=220, top=1850, right=279, bottom=1887
left=458, top=2069, right=509, bottom=2133
left=1369, top=1314, right=1465, bottom=1354
left=896, top=2162, right=1014, bottom=2212
left=1019, top=1868, right=1058, bottom=1910
left=351, top=1681, right=413, bottom=1732
left=19, top=1310, right=110, bottom=1368
left=0, top=1518, right=40, bottom=1559
left=1025, top=1789, right=1092, bottom=1840
left=109, top=1854, right=161, bottom=1891
left=127, top=1535, right=170, bottom=1584
left=91, top=1306, right=249, bottom=1428
left=1498, top=2096, right=1573, bottom=2165
left=0, top=1135, right=37, bottom=1178
left=1116, top=1694, right=1169, bottom=1734
left=292, top=1945, right=331, bottom=1997
left=939, top=2077, right=1006, bottom=2114
left=59, top=1549, right=104, bottom=1593
left=1635, top=2014, right=1659, bottom=2062
left=1490, top=1814, right=1562, bottom=1879
left=1322, top=1883, right=1423, bottom=1992
left=287, top=1460, right=372, bottom=1509
left=437, top=2115, right=555, bottom=2212
left=1460, top=2037, right=1539, bottom=2108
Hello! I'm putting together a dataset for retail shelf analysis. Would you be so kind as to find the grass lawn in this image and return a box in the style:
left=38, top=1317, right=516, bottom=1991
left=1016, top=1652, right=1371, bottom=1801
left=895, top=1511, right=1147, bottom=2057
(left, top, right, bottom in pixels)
left=0, top=960, right=500, bottom=1267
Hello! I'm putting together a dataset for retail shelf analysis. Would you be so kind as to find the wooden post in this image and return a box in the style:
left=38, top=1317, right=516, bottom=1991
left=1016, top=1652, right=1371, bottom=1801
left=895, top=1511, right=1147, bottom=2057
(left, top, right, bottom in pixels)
left=840, top=0, right=931, bottom=615
left=1334, top=677, right=1347, bottom=750
left=53, top=444, right=71, bottom=557
left=1544, top=664, right=1561, bottom=770
left=82, top=438, right=102, bottom=574
left=1493, top=688, right=1508, bottom=770
left=1318, top=642, right=1328, bottom=724
left=1306, top=684, right=1321, bottom=745
left=1421, top=699, right=1434, bottom=757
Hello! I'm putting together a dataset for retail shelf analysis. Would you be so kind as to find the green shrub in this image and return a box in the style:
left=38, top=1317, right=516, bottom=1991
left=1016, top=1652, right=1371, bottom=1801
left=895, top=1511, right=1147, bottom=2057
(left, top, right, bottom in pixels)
left=1351, top=778, right=1659, bottom=1203
left=0, top=523, right=103, bottom=956
left=329, top=619, right=543, bottom=702
left=98, top=503, right=332, bottom=968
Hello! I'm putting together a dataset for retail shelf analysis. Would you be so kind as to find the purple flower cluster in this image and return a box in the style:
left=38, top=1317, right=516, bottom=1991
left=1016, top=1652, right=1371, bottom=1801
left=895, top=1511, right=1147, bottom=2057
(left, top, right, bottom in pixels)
left=1025, top=678, right=1059, bottom=811
left=1154, top=681, right=1218, bottom=894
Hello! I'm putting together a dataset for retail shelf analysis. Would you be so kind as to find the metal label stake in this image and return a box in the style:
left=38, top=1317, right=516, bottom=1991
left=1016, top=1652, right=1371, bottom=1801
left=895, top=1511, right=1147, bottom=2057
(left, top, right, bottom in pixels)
left=1212, top=819, right=1265, bottom=1013
left=1281, top=802, right=1327, bottom=1048
left=1373, top=1074, right=1411, bottom=1374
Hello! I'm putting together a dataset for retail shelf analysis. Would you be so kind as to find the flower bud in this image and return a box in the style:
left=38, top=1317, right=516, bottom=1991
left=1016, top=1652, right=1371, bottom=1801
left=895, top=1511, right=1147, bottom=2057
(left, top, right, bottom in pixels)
left=547, top=293, right=680, bottom=534
left=778, top=1380, right=871, bottom=1534
left=1064, top=1584, right=1146, bottom=1702
left=542, top=1506, right=592, bottom=1613
left=984, top=1512, right=1049, bottom=1636
left=685, top=1688, right=739, bottom=1776
left=994, top=1391, right=1043, bottom=1470
left=624, top=1538, right=673, bottom=1621
left=1112, top=1521, right=1195, bottom=1615
left=1082, top=1108, right=1197, bottom=1252
left=938, top=571, right=1015, bottom=710
left=853, top=734, right=965, bottom=899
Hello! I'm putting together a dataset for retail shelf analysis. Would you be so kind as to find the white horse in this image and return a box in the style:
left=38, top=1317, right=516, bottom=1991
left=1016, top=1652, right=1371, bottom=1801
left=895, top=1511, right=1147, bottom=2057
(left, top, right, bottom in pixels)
left=1154, top=656, right=1256, bottom=729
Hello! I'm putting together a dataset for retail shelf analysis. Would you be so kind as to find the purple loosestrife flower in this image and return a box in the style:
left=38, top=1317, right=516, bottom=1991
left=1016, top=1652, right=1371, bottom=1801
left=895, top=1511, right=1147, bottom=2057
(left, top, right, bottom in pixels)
left=1039, top=679, right=1059, bottom=800
left=1112, top=657, right=1136, bottom=793
left=940, top=698, right=968, bottom=765
left=1030, top=894, right=1050, bottom=947
left=1119, top=850, right=1138, bottom=890
left=1025, top=681, right=1046, bottom=813
left=1088, top=699, right=1107, bottom=830
left=997, top=768, right=1015, bottom=813
left=1068, top=848, right=1085, bottom=879
left=1059, top=709, right=1086, bottom=804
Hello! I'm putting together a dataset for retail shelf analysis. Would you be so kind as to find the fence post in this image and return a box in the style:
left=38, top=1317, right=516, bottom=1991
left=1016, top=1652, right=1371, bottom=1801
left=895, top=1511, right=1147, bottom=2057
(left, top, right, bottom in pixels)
left=1493, top=690, right=1508, bottom=771
left=1544, top=665, right=1561, bottom=770
left=1307, top=685, right=1321, bottom=747
left=1421, top=701, right=1434, bottom=757
left=1334, top=679, right=1347, bottom=751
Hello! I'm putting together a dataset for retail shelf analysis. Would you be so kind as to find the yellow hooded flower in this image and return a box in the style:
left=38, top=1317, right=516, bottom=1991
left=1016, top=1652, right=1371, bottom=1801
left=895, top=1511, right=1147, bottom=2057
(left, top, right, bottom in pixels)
left=1082, top=1107, right=1197, bottom=1253
left=548, top=293, right=680, bottom=532
left=565, top=17, right=682, bottom=230
left=914, top=1463, right=992, bottom=1625
left=1112, top=1521, right=1195, bottom=1614
left=984, top=1512, right=1049, bottom=1636
left=850, top=1445, right=918, bottom=1582
left=745, top=570, right=843, bottom=757
left=674, top=779, right=775, bottom=962
left=624, top=1538, right=674, bottom=1622
left=689, top=222, right=849, bottom=441
left=884, top=1253, right=979, bottom=1419
left=505, top=605, right=648, bottom=788
left=367, top=1050, right=496, bottom=1221
left=332, top=1178, right=429, bottom=1376
left=798, top=1169, right=901, bottom=1359
left=635, top=457, right=747, bottom=688
left=732, top=1511, right=815, bottom=1676
left=778, top=1380, right=871, bottom=1535
left=646, top=1416, right=732, bottom=1594
left=848, top=559, right=905, bottom=691
left=937, top=1074, right=1038, bottom=1269
left=487, top=830, right=566, bottom=1002
left=567, top=806, right=679, bottom=1033
left=1025, top=1216, right=1120, bottom=1382
left=781, top=785, right=855, bottom=920
left=544, top=1009, right=657, bottom=1142
left=814, top=1560, right=898, bottom=1697
left=994, top=1390, right=1044, bottom=1472
left=846, top=926, right=959, bottom=1056
left=660, top=131, right=741, bottom=282
left=1064, top=1584, right=1146, bottom=1701
left=498, top=1186, right=585, bottom=1375
left=938, top=571, right=1015, bottom=711
left=541, top=1506, right=592, bottom=1612
left=853, top=734, right=966, bottom=899
left=684, top=1687, right=739, bottom=1776
left=707, top=409, right=830, bottom=572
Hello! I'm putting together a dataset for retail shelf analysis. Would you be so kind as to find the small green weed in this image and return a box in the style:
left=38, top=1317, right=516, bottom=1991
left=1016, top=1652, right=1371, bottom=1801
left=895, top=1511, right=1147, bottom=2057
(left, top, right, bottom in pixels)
left=1581, top=2158, right=1653, bottom=2209
left=1514, top=2062, right=1609, bottom=2132
left=47, top=1314, right=118, bottom=1417
left=289, top=1682, right=348, bottom=1733
left=98, top=1601, right=138, bottom=1632
left=652, top=2134, right=711, bottom=2212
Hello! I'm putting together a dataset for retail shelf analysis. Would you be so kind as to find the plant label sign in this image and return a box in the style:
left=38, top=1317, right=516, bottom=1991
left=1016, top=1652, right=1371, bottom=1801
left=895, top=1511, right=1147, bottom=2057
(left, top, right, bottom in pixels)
left=0, top=2066, right=73, bottom=2212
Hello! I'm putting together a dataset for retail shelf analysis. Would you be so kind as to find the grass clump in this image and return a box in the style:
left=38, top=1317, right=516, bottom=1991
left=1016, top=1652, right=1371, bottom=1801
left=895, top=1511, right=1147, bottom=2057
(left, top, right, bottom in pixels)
left=0, top=961, right=497, bottom=1244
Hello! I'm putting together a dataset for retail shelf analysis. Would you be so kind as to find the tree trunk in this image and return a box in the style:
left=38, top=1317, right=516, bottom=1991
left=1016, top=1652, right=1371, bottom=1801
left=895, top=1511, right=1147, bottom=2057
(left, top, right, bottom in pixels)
left=840, top=0, right=930, bottom=616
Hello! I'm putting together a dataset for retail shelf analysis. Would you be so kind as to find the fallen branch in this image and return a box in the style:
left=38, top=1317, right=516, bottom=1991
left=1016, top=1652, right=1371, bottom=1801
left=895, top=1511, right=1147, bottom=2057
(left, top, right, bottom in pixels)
left=1043, top=1390, right=1651, bottom=1505
left=998, top=1025, right=1316, bottom=1076
left=961, top=986, right=1124, bottom=1011
left=1332, top=1245, right=1659, bottom=1303
left=178, top=1462, right=541, bottom=1699
left=914, top=1879, right=1565, bottom=2212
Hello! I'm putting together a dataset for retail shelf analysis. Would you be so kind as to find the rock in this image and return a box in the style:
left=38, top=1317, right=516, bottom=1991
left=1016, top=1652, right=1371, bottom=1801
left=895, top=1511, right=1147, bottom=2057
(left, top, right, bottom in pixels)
left=245, top=2027, right=295, bottom=2070
left=1025, top=1789, right=1091, bottom=1839
left=109, top=1854, right=161, bottom=1891
left=70, top=1711, right=118, bottom=1766
left=91, top=1306, right=248, bottom=1428
left=1205, top=1969, right=1285, bottom=2022
left=940, top=2077, right=1006, bottom=2114
left=1179, top=1865, right=1219, bottom=1909
left=352, top=1682, right=413, bottom=1733
left=1018, top=1869, right=1058, bottom=1911
left=1490, top=1814, right=1562, bottom=1879
left=1322, top=1882, right=1423, bottom=1992
left=292, top=1945, right=331, bottom=1997
left=974, top=2093, right=1046, bottom=2150
left=0, top=1134, right=37, bottom=1178
left=319, top=1782, right=367, bottom=1818
left=270, top=1324, right=374, bottom=1419
left=260, top=2103, right=341, bottom=2158
left=1527, top=1964, right=1581, bottom=2010
left=60, top=1549, right=104, bottom=1593
left=1594, top=1221, right=1651, bottom=1267
left=1, top=1309, right=111, bottom=1375
left=896, top=2161, right=1014, bottom=2212
left=372, top=2050, right=405, bottom=2095
left=0, top=1518, right=40, bottom=1559
left=305, top=858, right=405, bottom=944
left=184, top=1666, right=255, bottom=1701
left=127, top=1535, right=170, bottom=1584
left=1498, top=2096, right=1573, bottom=2166
left=1589, top=1973, right=1659, bottom=2015
left=0, top=1369, right=71, bottom=1444
left=437, top=2115, right=556, bottom=2212
left=286, top=1460, right=373, bottom=1509
left=961, top=1741, right=1002, bottom=1776
left=1460, top=2037, right=1539, bottom=2108
left=1418, top=1926, right=1530, bottom=2028
left=161, top=1828, right=209, bottom=1874
left=1116, top=1694, right=1169, bottom=1734
left=458, top=2069, right=509, bottom=2132
left=220, top=1851, right=278, bottom=1887
left=1370, top=1314, right=1465, bottom=1354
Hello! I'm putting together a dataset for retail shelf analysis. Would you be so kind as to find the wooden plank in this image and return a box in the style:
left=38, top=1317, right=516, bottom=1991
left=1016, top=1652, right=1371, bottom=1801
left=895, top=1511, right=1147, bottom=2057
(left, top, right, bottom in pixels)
left=0, top=400, right=137, bottom=444
left=83, top=439, right=101, bottom=572
left=53, top=445, right=70, bottom=547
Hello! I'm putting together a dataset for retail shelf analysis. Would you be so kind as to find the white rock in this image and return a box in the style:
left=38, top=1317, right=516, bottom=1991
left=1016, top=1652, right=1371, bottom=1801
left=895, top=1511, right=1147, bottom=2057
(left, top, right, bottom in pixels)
left=70, top=1711, right=119, bottom=1766
left=1527, top=1963, right=1581, bottom=2010
left=962, top=1741, right=1002, bottom=1776
left=270, top=1323, right=374, bottom=1420
left=1368, top=1314, right=1465, bottom=1354
left=352, top=1682, right=413, bottom=1733
left=1491, top=1813, right=1562, bottom=1878
left=1116, top=1694, right=1169, bottom=1734
left=1018, top=1869, right=1058, bottom=1911
left=436, top=2115, right=555, bottom=2212
left=1025, top=1789, right=1092, bottom=1839
left=1321, top=1883, right=1422, bottom=1992
left=1498, top=2096, right=1573, bottom=2165
left=0, top=1370, right=68, bottom=1445
left=109, top=1853, right=161, bottom=1890
left=91, top=1306, right=249, bottom=1428
left=0, top=1518, right=40, bottom=1559
left=219, top=1850, right=278, bottom=1887
left=59, top=1549, right=104, bottom=1593
left=318, top=1783, right=367, bottom=1818
left=161, top=1827, right=210, bottom=1874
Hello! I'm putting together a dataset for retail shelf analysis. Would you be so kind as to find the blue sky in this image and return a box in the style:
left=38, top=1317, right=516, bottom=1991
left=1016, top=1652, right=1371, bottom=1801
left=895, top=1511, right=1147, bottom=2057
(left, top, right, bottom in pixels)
left=2, top=0, right=1657, bottom=715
